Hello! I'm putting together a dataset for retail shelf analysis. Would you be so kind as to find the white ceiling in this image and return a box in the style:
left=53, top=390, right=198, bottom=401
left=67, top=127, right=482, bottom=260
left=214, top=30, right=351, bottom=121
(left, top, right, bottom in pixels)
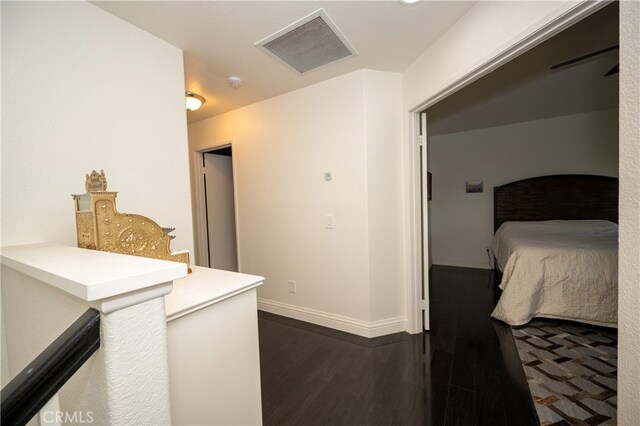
left=427, top=1, right=619, bottom=136
left=92, top=1, right=476, bottom=123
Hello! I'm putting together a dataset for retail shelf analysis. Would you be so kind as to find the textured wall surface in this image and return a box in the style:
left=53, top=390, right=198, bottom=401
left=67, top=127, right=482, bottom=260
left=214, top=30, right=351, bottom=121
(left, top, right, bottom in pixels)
left=1, top=266, right=172, bottom=425
left=618, top=1, right=640, bottom=424
left=2, top=267, right=109, bottom=422
left=102, top=298, right=172, bottom=425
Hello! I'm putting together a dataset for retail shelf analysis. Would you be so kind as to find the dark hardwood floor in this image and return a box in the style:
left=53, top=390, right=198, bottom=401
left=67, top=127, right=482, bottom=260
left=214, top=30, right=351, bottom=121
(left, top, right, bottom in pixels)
left=258, top=265, right=538, bottom=425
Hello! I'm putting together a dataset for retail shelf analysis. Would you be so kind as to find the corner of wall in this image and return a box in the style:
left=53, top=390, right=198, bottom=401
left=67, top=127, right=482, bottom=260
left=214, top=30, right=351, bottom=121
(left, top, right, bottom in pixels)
left=187, top=71, right=374, bottom=326
left=363, top=71, right=406, bottom=323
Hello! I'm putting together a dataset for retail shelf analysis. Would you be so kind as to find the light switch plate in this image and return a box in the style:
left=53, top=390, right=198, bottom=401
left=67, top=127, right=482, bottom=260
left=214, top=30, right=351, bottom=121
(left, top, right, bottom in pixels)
left=325, top=215, right=334, bottom=229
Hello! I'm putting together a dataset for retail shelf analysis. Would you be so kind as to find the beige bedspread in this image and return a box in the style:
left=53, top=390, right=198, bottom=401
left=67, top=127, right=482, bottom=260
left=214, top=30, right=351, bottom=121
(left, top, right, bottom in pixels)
left=491, top=220, right=618, bottom=327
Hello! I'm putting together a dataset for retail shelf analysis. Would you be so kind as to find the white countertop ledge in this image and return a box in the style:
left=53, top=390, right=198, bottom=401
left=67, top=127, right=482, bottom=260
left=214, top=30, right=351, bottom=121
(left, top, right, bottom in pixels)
left=1, top=243, right=188, bottom=301
left=166, top=266, right=264, bottom=321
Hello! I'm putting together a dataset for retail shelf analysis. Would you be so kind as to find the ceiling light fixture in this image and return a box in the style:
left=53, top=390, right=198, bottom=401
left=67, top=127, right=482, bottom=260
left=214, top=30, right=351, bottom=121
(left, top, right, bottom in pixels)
left=399, top=0, right=421, bottom=5
left=185, top=91, right=205, bottom=111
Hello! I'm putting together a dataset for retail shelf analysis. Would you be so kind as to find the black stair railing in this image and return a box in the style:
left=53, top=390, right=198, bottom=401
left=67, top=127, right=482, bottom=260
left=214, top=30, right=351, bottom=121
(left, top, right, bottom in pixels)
left=1, top=308, right=100, bottom=426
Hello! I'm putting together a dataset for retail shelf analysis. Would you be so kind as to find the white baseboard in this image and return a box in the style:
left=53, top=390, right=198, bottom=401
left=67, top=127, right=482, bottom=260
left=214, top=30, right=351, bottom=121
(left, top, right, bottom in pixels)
left=257, top=298, right=407, bottom=338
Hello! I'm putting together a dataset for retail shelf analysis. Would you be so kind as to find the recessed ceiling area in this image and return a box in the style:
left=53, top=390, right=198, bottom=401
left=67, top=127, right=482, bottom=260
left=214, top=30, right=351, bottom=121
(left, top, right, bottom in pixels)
left=426, top=1, right=619, bottom=136
left=92, top=1, right=476, bottom=123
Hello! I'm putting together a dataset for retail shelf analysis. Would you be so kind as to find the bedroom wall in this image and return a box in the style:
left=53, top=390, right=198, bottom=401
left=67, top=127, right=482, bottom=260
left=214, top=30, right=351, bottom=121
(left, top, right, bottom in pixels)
left=618, top=1, right=640, bottom=424
left=429, top=108, right=619, bottom=269
left=188, top=70, right=404, bottom=336
left=1, top=1, right=194, bottom=255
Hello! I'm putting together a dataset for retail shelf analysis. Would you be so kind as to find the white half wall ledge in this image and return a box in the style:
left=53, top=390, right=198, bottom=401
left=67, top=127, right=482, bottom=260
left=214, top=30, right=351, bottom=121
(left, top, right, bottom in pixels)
left=1, top=243, right=187, bottom=311
left=1, top=243, right=184, bottom=425
left=166, top=265, right=263, bottom=321
left=257, top=298, right=406, bottom=339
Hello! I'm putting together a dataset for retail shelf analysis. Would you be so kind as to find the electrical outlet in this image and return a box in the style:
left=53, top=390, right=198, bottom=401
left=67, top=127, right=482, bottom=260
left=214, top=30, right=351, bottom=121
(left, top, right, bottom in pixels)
left=288, top=280, right=296, bottom=294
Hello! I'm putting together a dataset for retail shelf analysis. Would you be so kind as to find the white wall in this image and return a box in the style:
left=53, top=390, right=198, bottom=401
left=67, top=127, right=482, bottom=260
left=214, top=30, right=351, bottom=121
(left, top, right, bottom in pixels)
left=1, top=1, right=194, bottom=255
left=429, top=109, right=619, bottom=269
left=364, top=72, right=405, bottom=322
left=1, top=0, right=192, bottom=417
left=189, top=70, right=404, bottom=335
left=403, top=1, right=580, bottom=110
left=618, top=2, right=640, bottom=424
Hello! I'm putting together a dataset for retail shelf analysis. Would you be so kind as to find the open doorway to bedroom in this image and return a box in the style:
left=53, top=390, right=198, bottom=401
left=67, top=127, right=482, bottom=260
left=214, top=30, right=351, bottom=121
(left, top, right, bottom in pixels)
left=419, top=3, right=619, bottom=423
left=423, top=1, right=618, bottom=271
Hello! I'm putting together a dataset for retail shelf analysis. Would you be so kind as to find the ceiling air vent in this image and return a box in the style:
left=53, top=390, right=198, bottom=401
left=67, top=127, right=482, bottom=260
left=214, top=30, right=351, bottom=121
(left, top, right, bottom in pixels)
left=255, top=9, right=357, bottom=74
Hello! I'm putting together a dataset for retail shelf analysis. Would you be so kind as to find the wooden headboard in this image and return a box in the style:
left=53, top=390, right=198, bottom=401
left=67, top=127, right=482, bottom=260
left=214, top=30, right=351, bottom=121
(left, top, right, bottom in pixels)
left=493, top=175, right=618, bottom=232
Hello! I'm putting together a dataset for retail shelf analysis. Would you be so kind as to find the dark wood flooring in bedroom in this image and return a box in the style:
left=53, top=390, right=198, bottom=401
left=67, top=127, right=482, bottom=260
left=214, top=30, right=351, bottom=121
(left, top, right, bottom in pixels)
left=258, top=265, right=538, bottom=426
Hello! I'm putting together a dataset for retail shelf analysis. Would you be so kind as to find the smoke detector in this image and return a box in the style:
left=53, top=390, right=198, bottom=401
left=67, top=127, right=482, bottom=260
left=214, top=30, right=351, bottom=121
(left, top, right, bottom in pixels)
left=228, top=75, right=242, bottom=88
left=255, top=9, right=357, bottom=74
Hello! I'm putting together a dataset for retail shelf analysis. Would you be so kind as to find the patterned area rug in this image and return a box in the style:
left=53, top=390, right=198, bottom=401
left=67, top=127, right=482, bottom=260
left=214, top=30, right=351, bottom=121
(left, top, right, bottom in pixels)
left=512, top=320, right=617, bottom=426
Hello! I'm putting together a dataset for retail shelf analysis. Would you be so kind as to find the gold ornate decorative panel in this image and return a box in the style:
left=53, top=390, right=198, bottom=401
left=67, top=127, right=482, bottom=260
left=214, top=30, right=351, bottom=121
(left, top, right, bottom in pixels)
left=72, top=172, right=190, bottom=270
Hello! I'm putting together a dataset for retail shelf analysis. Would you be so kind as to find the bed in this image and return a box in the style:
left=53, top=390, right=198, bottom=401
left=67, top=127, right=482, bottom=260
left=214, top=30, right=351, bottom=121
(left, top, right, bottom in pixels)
left=490, top=175, right=618, bottom=327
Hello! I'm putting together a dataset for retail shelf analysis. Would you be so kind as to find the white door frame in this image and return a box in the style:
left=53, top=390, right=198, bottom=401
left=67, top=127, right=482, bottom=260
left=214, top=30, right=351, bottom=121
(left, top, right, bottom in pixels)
left=420, top=112, right=430, bottom=331
left=404, top=0, right=608, bottom=334
left=191, top=142, right=242, bottom=270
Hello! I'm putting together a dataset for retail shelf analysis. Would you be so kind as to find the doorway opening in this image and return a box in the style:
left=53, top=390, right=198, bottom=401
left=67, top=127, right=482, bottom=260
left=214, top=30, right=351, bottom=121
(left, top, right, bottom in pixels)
left=202, top=145, right=239, bottom=272
left=424, top=2, right=618, bottom=274
left=405, top=0, right=609, bottom=334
